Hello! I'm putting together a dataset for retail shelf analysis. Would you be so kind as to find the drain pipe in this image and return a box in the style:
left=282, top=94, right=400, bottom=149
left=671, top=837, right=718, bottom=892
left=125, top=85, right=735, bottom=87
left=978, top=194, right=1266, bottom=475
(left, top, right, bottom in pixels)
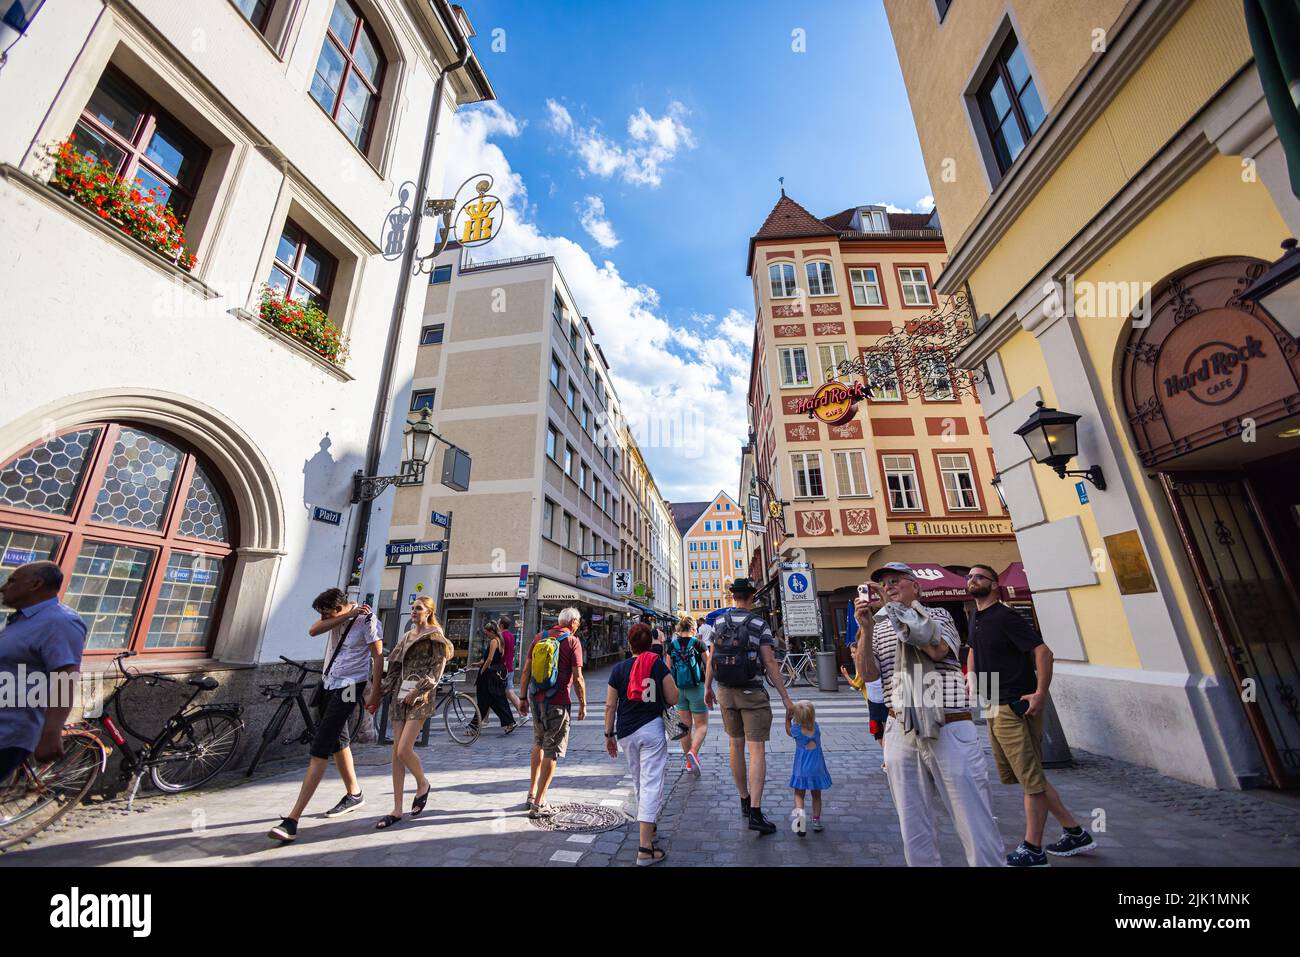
left=350, top=1, right=484, bottom=598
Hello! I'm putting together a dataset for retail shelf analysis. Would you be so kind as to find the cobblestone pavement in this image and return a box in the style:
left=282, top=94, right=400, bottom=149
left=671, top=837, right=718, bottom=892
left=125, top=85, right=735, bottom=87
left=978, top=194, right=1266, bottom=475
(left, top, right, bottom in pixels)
left=3, top=665, right=1298, bottom=867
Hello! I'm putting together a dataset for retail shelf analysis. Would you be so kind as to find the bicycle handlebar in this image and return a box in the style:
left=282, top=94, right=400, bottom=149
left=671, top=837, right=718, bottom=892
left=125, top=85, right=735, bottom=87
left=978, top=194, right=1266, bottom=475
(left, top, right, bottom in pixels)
left=279, top=655, right=321, bottom=673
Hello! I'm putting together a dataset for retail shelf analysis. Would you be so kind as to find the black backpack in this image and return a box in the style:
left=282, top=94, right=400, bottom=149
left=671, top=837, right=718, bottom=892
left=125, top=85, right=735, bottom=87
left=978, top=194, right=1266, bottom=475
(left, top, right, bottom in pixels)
left=711, top=611, right=763, bottom=687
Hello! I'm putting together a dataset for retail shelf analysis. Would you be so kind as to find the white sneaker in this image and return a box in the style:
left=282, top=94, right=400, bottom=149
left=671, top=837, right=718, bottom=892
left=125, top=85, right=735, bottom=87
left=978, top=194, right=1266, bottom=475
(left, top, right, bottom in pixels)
left=791, top=808, right=807, bottom=837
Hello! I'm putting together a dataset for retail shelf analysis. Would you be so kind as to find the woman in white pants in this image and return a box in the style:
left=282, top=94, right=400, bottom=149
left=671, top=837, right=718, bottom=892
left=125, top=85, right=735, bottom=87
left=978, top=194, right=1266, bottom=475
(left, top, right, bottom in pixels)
left=604, top=622, right=679, bottom=865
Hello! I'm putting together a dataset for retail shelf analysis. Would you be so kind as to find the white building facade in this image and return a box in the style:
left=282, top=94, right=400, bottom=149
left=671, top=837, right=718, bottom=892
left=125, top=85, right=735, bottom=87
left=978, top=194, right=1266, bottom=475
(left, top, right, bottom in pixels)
left=0, top=0, right=492, bottom=686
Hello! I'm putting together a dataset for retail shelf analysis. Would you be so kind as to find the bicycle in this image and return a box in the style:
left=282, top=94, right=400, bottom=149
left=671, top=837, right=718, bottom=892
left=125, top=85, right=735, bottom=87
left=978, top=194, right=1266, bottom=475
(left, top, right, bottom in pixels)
left=0, top=726, right=108, bottom=851
left=431, top=668, right=482, bottom=746
left=245, top=656, right=366, bottom=776
left=2, top=649, right=243, bottom=842
left=766, top=650, right=815, bottom=688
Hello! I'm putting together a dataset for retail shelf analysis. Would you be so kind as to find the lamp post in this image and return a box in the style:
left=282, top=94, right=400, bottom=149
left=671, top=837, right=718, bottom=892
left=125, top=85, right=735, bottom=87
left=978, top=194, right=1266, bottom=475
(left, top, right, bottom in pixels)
left=1013, top=401, right=1106, bottom=490
left=351, top=408, right=470, bottom=503
left=1240, top=238, right=1300, bottom=338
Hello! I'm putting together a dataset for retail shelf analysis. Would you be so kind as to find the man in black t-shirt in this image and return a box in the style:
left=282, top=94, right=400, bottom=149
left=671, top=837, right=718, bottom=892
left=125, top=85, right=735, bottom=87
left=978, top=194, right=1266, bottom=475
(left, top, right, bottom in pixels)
left=966, top=565, right=1096, bottom=867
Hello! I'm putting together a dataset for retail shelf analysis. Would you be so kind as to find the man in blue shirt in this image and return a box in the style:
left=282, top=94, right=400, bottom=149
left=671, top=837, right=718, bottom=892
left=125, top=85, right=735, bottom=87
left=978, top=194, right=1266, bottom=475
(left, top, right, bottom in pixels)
left=0, top=561, right=87, bottom=781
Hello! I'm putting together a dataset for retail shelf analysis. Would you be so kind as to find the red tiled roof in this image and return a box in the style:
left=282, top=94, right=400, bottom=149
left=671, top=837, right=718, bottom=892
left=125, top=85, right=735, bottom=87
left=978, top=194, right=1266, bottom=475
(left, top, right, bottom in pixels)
left=821, top=207, right=857, bottom=230
left=752, top=194, right=837, bottom=240
left=888, top=212, right=934, bottom=230
left=746, top=193, right=836, bottom=275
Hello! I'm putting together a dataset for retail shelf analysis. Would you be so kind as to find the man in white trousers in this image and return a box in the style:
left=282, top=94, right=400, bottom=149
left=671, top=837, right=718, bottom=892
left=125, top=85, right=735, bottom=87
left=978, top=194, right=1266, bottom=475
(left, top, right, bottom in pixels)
left=854, top=562, right=1004, bottom=866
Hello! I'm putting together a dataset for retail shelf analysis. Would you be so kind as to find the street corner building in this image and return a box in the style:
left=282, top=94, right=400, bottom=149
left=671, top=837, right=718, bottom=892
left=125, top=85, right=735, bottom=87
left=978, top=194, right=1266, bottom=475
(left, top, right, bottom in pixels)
left=885, top=0, right=1300, bottom=788
left=0, top=0, right=493, bottom=755
left=381, top=244, right=682, bottom=670
left=742, top=190, right=1022, bottom=667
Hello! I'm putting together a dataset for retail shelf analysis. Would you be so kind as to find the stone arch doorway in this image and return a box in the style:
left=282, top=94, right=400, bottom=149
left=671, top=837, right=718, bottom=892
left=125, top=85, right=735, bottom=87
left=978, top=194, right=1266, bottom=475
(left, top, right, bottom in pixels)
left=1119, top=257, right=1300, bottom=787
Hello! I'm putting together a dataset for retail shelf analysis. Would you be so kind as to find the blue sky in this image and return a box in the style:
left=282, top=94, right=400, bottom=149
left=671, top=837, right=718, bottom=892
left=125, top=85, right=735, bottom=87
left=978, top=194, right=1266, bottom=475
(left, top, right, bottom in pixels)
left=442, top=0, right=935, bottom=502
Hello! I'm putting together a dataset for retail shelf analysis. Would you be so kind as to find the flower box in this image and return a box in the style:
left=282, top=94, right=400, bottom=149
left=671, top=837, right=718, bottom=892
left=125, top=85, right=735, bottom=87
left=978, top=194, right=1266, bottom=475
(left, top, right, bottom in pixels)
left=258, top=286, right=350, bottom=366
left=47, top=135, right=198, bottom=271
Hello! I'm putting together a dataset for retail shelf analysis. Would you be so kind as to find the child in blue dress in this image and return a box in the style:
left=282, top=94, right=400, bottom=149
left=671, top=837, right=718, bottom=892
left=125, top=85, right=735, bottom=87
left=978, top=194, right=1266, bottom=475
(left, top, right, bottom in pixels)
left=786, top=700, right=832, bottom=836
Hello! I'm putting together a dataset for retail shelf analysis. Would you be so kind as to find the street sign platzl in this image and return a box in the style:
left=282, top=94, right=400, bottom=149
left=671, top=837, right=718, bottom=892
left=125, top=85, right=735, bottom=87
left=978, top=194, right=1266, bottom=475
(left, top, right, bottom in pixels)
left=386, top=540, right=444, bottom=557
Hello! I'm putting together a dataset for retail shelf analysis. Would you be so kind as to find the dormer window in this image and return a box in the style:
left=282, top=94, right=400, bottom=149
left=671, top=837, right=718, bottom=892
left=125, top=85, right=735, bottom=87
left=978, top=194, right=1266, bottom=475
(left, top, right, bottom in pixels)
left=856, top=207, right=889, bottom=232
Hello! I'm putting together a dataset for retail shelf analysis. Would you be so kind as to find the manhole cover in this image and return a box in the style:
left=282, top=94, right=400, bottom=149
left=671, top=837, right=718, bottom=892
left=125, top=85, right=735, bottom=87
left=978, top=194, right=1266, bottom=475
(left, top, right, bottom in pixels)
left=529, top=802, right=629, bottom=833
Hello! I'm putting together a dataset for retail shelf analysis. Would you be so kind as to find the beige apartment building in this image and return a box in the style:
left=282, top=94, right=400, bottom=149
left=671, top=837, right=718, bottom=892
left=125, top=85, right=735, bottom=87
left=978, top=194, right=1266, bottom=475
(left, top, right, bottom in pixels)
left=745, top=194, right=1019, bottom=653
left=672, top=493, right=750, bottom=615
left=383, top=246, right=631, bottom=669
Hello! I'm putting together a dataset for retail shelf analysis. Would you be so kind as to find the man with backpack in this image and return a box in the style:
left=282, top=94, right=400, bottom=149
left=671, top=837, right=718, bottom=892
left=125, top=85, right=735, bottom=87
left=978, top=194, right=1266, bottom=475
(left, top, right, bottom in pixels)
left=517, top=606, right=586, bottom=819
left=668, top=616, right=711, bottom=774
left=703, top=578, right=793, bottom=835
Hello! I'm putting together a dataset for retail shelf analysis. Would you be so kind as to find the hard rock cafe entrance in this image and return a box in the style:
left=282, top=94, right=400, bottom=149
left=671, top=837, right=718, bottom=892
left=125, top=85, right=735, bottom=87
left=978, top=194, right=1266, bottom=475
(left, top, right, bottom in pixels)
left=1122, top=257, right=1300, bottom=788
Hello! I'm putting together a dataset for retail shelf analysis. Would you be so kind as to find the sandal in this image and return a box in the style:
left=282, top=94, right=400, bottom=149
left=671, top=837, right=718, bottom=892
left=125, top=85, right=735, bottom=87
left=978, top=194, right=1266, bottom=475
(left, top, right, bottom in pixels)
left=503, top=723, right=518, bottom=735
left=636, top=845, right=667, bottom=867
left=375, top=814, right=402, bottom=830
left=411, top=787, right=430, bottom=816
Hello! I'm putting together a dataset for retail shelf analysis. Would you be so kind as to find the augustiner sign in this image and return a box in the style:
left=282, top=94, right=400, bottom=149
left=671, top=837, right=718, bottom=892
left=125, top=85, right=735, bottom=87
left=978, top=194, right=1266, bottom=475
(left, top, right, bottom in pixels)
left=794, top=380, right=870, bottom=425
left=1121, top=258, right=1300, bottom=468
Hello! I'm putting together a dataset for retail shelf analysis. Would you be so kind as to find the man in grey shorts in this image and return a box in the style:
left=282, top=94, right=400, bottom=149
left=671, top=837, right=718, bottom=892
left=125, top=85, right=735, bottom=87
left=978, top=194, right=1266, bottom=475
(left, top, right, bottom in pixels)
left=518, top=607, right=586, bottom=818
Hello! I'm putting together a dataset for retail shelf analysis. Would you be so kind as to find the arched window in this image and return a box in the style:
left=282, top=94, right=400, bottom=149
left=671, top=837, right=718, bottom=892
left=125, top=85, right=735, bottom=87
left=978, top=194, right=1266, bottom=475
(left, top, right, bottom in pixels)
left=0, top=424, right=235, bottom=657
left=768, top=262, right=797, bottom=299
left=310, top=0, right=387, bottom=152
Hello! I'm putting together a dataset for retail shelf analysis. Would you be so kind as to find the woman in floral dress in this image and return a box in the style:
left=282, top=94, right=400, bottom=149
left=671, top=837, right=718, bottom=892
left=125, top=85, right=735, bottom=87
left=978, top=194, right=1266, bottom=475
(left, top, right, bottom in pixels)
left=376, top=596, right=454, bottom=830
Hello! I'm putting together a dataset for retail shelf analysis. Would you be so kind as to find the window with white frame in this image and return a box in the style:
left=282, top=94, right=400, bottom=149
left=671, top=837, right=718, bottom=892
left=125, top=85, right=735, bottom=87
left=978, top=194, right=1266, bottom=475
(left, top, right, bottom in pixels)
left=817, top=343, right=849, bottom=384
left=938, top=453, right=979, bottom=510
left=917, top=350, right=955, bottom=400
left=883, top=455, right=922, bottom=511
left=805, top=261, right=836, bottom=296
left=864, top=352, right=902, bottom=401
left=564, top=444, right=574, bottom=476
left=833, top=450, right=871, bottom=497
left=898, top=267, right=934, bottom=306
left=778, top=346, right=810, bottom=388
left=791, top=452, right=825, bottom=498
left=768, top=262, right=797, bottom=299
left=849, top=267, right=883, bottom=306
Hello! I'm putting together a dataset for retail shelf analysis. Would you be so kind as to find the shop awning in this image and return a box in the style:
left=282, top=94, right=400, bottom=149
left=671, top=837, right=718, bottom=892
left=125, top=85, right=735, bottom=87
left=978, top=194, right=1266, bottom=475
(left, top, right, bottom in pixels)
left=998, top=562, right=1032, bottom=601
left=537, top=577, right=629, bottom=613
left=908, top=563, right=970, bottom=600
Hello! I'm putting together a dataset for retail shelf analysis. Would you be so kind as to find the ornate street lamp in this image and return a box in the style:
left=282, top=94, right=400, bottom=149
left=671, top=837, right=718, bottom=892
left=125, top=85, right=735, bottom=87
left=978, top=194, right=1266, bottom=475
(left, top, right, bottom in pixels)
left=1240, top=238, right=1300, bottom=339
left=1013, top=401, right=1106, bottom=490
left=351, top=408, right=469, bottom=502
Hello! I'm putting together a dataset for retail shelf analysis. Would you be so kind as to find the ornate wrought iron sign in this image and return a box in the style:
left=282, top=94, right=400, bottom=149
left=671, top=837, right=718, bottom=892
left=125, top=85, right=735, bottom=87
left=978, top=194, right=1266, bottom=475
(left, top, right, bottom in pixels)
left=417, top=173, right=504, bottom=274
left=822, top=292, right=983, bottom=398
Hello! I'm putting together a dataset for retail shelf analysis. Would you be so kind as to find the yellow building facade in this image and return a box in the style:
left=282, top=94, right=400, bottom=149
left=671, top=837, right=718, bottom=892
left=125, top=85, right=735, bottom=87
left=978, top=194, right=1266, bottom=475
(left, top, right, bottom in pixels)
left=886, top=0, right=1300, bottom=788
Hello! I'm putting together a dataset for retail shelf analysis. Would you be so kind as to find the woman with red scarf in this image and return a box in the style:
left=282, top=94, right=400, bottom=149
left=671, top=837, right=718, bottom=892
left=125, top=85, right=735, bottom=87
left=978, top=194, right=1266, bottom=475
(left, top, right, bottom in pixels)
left=603, top=623, right=679, bottom=865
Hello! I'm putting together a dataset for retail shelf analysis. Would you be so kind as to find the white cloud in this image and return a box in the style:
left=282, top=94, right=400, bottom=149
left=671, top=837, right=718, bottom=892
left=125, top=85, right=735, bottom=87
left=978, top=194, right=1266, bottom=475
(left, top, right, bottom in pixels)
left=576, top=195, right=620, bottom=249
left=872, top=197, right=935, bottom=215
left=545, top=99, right=695, bottom=188
left=440, top=104, right=748, bottom=502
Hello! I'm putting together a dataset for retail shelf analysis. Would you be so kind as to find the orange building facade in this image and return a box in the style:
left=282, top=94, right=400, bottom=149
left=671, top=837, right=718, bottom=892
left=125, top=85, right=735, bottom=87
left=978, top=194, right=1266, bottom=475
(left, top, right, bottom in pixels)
left=744, top=195, right=1020, bottom=645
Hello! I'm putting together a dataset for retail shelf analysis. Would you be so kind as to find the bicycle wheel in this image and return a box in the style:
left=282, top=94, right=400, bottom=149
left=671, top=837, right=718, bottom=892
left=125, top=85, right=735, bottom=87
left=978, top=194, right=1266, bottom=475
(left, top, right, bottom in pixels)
left=149, top=711, right=242, bottom=793
left=0, top=731, right=104, bottom=851
left=245, top=700, right=291, bottom=777
left=444, top=693, right=481, bottom=745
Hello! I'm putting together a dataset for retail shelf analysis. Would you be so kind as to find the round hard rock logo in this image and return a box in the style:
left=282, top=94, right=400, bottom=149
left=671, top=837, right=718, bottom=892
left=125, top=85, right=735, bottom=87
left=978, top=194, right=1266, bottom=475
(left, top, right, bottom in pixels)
left=1163, top=336, right=1265, bottom=406
left=794, top=380, right=870, bottom=425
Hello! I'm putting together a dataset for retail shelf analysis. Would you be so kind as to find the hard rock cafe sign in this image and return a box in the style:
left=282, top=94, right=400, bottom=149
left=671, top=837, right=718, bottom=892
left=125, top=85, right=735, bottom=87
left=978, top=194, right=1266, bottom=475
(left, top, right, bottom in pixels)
left=793, top=380, right=870, bottom=425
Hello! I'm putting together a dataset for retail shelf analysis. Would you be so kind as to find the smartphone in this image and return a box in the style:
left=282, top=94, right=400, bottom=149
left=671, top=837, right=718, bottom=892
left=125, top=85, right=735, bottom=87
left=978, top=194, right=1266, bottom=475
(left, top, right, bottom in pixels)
left=1009, top=698, right=1031, bottom=717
